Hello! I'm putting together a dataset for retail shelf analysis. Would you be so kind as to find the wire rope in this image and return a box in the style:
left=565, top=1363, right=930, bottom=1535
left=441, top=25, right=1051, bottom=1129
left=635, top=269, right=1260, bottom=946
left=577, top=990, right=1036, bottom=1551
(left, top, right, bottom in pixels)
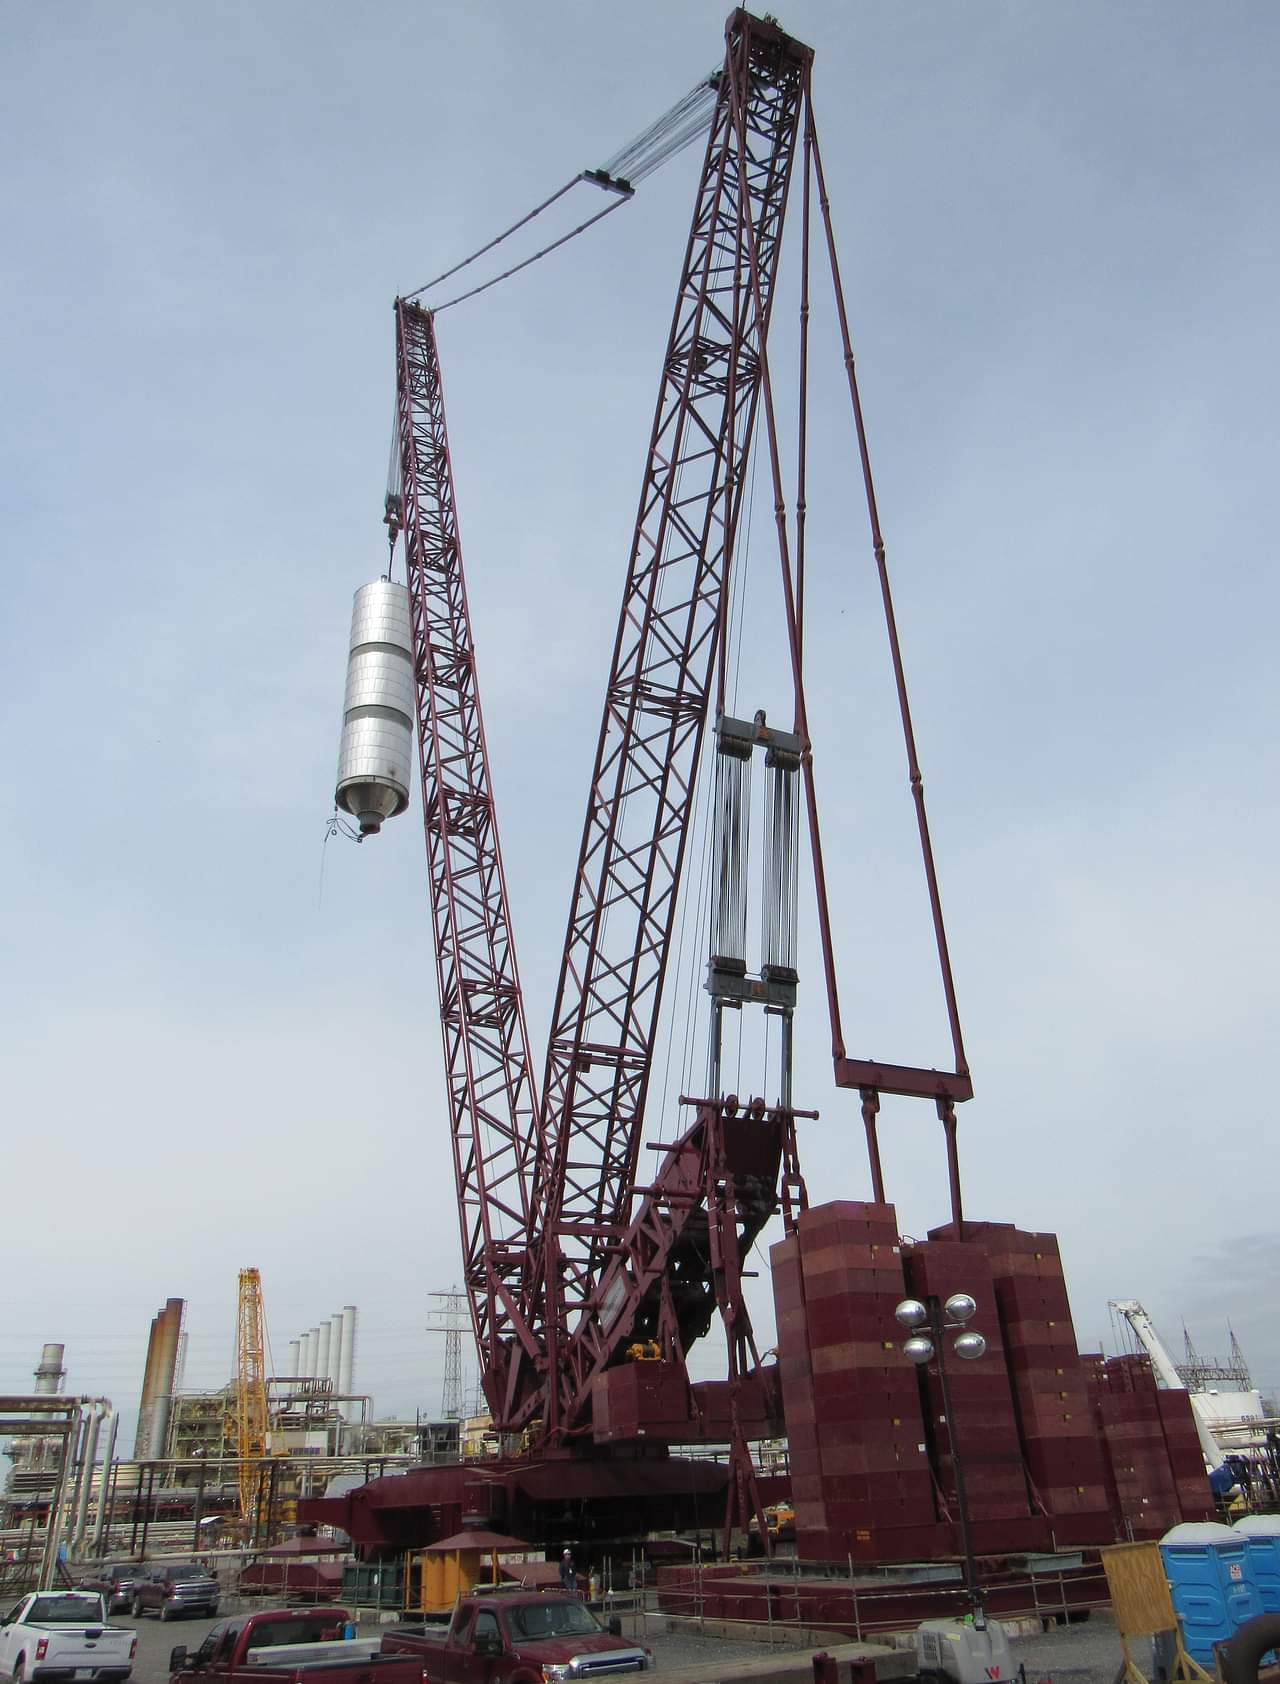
left=401, top=71, right=718, bottom=311
left=734, top=1001, right=744, bottom=1098
left=728, top=416, right=760, bottom=716
left=600, top=75, right=719, bottom=183
left=427, top=196, right=630, bottom=315
left=680, top=765, right=716, bottom=1102
left=666, top=396, right=762, bottom=1109
left=404, top=180, right=581, bottom=303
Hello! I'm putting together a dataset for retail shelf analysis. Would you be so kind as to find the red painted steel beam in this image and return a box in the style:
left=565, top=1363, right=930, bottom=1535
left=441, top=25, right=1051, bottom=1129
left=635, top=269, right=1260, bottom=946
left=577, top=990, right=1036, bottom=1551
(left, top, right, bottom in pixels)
left=533, top=7, right=812, bottom=1440
left=834, top=1057, right=974, bottom=1103
left=395, top=300, right=545, bottom=1419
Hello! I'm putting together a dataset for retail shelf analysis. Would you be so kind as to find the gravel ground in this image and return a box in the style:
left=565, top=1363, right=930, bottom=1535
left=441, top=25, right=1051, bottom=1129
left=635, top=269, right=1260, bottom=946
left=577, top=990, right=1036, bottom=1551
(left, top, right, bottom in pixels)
left=642, top=1625, right=817, bottom=1667
left=1009, top=1610, right=1125, bottom=1684
left=634, top=1609, right=1128, bottom=1684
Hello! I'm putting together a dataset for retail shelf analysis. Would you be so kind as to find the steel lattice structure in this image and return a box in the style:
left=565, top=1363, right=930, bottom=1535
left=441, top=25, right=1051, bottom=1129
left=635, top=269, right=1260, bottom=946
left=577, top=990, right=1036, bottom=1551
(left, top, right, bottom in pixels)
left=394, top=10, right=812, bottom=1445
left=395, top=301, right=544, bottom=1420
left=533, top=11, right=811, bottom=1435
left=393, top=7, right=969, bottom=1477
left=233, top=1268, right=269, bottom=1522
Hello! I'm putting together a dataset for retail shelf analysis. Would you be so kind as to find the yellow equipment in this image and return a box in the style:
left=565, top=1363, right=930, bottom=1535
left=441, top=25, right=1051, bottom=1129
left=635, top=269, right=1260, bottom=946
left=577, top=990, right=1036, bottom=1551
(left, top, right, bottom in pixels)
left=234, top=1267, right=270, bottom=1524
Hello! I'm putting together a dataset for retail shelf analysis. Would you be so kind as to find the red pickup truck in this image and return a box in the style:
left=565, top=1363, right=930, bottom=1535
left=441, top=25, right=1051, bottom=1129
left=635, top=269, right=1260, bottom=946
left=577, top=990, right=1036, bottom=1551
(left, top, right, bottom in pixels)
left=381, top=1593, right=651, bottom=1684
left=167, top=1608, right=429, bottom=1684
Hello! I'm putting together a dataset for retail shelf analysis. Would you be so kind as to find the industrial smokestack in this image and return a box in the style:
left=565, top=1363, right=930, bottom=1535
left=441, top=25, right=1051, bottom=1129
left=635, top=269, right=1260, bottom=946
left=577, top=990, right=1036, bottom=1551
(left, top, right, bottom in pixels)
left=134, top=1311, right=163, bottom=1458
left=35, top=1343, right=66, bottom=1395
left=339, top=1308, right=357, bottom=1418
left=151, top=1299, right=183, bottom=1459
left=286, top=1340, right=300, bottom=1378
left=329, top=1314, right=344, bottom=1389
left=134, top=1298, right=185, bottom=1459
left=300, top=1329, right=316, bottom=1376
left=316, top=1321, right=332, bottom=1388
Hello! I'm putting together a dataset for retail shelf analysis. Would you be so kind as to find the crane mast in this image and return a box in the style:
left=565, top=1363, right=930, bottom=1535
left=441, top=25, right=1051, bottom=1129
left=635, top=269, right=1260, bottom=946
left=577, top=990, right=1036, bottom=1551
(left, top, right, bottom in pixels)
left=234, top=1267, right=269, bottom=1523
left=394, top=301, right=544, bottom=1421
left=532, top=8, right=811, bottom=1437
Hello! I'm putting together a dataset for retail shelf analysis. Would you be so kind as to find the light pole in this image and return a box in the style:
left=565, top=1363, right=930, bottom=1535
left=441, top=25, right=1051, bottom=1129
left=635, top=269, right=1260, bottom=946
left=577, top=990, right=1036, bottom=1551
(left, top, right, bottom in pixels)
left=896, top=1292, right=989, bottom=1628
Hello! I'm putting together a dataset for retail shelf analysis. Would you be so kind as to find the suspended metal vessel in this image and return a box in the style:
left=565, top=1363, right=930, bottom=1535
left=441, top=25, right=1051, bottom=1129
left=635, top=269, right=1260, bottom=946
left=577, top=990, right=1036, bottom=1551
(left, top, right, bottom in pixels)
left=334, top=577, right=413, bottom=835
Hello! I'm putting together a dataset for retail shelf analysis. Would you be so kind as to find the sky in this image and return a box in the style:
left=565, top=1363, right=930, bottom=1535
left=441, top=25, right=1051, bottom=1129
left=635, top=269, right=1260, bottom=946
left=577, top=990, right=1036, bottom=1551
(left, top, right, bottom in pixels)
left=2, top=2, right=1278, bottom=1451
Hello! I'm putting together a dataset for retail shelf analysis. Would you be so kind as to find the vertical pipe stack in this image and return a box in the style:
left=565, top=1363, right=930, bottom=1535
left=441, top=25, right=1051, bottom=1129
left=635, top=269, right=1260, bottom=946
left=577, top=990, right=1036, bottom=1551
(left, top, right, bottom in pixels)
left=328, top=1314, right=345, bottom=1391
left=339, top=1308, right=357, bottom=1412
left=134, top=1299, right=185, bottom=1460
left=34, top=1344, right=66, bottom=1395
left=91, top=1411, right=118, bottom=1557
left=71, top=1405, right=103, bottom=1556
left=290, top=1308, right=358, bottom=1416
left=134, top=1320, right=162, bottom=1459
left=150, top=1299, right=184, bottom=1461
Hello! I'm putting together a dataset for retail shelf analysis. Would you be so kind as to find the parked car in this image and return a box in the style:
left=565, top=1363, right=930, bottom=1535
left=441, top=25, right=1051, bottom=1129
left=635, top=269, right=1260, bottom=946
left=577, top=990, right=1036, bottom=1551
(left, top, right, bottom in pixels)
left=78, top=1568, right=142, bottom=1617
left=131, top=1565, right=219, bottom=1622
left=0, top=1590, right=136, bottom=1683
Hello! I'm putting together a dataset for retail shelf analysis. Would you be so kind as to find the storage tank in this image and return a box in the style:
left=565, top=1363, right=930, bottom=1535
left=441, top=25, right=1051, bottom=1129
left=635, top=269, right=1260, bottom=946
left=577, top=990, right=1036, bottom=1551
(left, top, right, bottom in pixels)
left=335, top=578, right=413, bottom=836
left=1160, top=1521, right=1261, bottom=1665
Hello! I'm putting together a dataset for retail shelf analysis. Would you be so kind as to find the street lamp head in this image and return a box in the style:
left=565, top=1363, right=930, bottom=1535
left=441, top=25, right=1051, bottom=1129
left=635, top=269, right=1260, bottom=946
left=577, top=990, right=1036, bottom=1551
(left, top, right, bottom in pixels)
left=953, top=1330, right=988, bottom=1361
left=894, top=1298, right=930, bottom=1330
left=903, top=1335, right=934, bottom=1365
left=944, top=1292, right=977, bottom=1323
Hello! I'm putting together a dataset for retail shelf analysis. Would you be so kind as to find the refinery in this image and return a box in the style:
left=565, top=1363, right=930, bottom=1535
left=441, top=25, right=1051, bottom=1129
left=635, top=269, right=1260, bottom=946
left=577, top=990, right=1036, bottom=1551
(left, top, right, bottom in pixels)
left=4, top=6, right=1279, bottom=1684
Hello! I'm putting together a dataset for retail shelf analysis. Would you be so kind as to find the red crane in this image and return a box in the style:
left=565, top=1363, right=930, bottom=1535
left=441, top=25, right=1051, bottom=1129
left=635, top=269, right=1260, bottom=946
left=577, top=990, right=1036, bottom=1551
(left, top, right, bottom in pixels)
left=394, top=5, right=811, bottom=1446
left=385, top=6, right=971, bottom=1545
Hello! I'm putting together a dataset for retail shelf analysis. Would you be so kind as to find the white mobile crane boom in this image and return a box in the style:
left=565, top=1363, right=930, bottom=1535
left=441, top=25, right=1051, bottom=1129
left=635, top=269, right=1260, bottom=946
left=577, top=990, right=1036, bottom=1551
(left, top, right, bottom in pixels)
left=1109, top=1298, right=1227, bottom=1472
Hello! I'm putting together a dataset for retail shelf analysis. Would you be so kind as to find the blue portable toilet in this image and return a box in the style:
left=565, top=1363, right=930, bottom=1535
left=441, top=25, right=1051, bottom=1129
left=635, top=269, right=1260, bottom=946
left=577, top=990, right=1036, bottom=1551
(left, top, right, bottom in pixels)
left=1235, top=1516, right=1280, bottom=1613
left=1161, top=1521, right=1262, bottom=1667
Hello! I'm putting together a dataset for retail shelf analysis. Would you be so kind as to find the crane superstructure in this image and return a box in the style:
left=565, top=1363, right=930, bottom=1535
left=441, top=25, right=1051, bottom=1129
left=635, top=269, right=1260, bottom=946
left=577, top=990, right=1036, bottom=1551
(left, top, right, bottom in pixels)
left=390, top=10, right=811, bottom=1460
left=363, top=7, right=973, bottom=1541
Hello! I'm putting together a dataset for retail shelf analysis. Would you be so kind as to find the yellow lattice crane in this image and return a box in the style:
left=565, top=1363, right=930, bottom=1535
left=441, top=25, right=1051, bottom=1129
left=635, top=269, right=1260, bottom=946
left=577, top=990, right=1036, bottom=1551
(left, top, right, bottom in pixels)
left=234, top=1267, right=270, bottom=1524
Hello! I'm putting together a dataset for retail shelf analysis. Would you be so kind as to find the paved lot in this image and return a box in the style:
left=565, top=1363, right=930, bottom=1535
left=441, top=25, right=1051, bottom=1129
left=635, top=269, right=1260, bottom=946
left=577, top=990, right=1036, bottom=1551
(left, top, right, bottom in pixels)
left=120, top=1608, right=853, bottom=1684
left=118, top=1611, right=220, bottom=1684
left=120, top=1604, right=1128, bottom=1684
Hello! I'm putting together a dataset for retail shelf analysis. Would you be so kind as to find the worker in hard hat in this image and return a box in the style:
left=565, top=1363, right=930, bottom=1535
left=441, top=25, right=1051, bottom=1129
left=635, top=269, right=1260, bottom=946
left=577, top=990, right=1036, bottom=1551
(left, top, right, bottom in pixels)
left=559, top=1548, right=577, bottom=1594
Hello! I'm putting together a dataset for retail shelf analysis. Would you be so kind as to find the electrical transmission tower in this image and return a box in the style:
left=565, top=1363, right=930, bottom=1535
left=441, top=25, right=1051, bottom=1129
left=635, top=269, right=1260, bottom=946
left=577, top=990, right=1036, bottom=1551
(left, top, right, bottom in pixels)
left=426, top=1287, right=468, bottom=1419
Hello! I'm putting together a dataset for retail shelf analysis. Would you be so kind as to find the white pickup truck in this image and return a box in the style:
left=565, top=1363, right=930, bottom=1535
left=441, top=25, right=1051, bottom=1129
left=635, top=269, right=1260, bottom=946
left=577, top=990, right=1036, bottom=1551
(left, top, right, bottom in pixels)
left=0, top=1591, right=135, bottom=1684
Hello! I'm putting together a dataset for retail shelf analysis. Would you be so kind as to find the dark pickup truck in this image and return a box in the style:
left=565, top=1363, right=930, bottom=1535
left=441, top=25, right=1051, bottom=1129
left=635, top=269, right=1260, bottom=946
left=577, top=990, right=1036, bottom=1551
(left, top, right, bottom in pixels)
left=77, top=1567, right=142, bottom=1617
left=168, top=1608, right=429, bottom=1684
left=382, top=1593, right=651, bottom=1684
left=132, top=1565, right=220, bottom=1622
